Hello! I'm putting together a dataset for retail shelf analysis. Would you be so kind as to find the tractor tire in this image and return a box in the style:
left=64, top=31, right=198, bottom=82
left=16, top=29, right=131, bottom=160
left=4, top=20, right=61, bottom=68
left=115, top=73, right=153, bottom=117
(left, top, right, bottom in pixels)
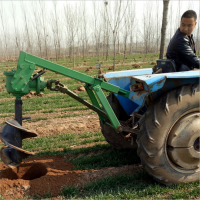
left=100, top=93, right=137, bottom=150
left=137, top=84, right=200, bottom=185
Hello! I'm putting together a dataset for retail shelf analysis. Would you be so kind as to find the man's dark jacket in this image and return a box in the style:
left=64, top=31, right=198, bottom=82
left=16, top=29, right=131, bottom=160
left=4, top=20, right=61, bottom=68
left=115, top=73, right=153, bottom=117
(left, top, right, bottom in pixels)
left=166, top=28, right=200, bottom=70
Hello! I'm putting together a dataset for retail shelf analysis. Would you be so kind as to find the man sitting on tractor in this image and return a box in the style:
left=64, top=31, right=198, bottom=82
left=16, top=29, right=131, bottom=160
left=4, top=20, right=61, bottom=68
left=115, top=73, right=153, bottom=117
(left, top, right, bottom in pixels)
left=166, top=10, right=200, bottom=71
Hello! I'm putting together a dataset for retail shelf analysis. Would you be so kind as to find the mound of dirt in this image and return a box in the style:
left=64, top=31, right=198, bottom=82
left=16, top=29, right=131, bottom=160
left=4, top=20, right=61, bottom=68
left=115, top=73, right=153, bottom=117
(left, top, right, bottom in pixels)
left=73, top=85, right=86, bottom=94
left=108, top=66, right=114, bottom=70
left=150, top=62, right=157, bottom=65
left=24, top=91, right=44, bottom=99
left=132, top=64, right=142, bottom=68
left=85, top=68, right=92, bottom=72
left=0, top=155, right=142, bottom=199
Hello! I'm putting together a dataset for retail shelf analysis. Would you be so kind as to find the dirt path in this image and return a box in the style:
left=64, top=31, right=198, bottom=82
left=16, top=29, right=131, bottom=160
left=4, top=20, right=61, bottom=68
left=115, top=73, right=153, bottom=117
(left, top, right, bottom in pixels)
left=24, top=113, right=101, bottom=137
left=0, top=155, right=142, bottom=199
left=0, top=111, right=101, bottom=137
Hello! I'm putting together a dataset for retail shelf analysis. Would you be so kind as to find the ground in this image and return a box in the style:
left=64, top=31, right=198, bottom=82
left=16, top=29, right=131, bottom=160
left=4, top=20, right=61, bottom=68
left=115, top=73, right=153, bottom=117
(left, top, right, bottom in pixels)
left=0, top=53, right=199, bottom=199
left=0, top=98, right=142, bottom=199
left=0, top=154, right=142, bottom=199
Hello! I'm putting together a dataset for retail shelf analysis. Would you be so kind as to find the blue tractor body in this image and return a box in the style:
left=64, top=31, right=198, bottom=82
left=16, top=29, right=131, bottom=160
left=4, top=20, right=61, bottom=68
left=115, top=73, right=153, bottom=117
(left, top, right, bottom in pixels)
left=104, top=69, right=200, bottom=115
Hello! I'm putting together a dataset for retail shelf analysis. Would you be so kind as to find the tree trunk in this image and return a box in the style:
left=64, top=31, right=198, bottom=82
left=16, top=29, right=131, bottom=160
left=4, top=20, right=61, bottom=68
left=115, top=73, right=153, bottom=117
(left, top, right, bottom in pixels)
left=73, top=42, right=75, bottom=69
left=113, top=34, right=116, bottom=71
left=159, top=0, right=170, bottom=59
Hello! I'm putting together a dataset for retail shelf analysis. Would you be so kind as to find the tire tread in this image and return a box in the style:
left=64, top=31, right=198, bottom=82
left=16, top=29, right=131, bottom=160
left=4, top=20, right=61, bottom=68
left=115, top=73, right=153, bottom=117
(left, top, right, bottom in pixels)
left=137, top=84, right=200, bottom=185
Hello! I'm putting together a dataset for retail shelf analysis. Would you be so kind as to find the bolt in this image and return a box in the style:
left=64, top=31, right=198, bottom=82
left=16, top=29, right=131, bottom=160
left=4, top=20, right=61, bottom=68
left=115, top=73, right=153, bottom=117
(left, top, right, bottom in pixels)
left=21, top=88, right=24, bottom=91
left=11, top=82, right=13, bottom=85
left=13, top=75, right=16, bottom=78
left=117, top=126, right=123, bottom=132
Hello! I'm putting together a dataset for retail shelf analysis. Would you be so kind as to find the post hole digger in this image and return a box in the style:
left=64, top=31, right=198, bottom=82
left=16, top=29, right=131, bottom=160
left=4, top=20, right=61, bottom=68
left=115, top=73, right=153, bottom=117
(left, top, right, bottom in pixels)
left=0, top=51, right=199, bottom=185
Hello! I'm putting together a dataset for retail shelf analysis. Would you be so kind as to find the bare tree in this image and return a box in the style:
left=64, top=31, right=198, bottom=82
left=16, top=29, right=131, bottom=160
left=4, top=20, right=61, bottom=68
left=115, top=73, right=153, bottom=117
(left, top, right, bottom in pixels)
left=128, top=2, right=136, bottom=55
left=103, top=1, right=110, bottom=60
left=0, top=2, right=8, bottom=61
left=105, top=0, right=129, bottom=71
left=11, top=2, right=21, bottom=58
left=51, top=1, right=62, bottom=61
left=159, top=0, right=170, bottom=59
left=80, top=2, right=88, bottom=59
left=92, top=1, right=102, bottom=61
left=64, top=3, right=79, bottom=68
left=39, top=1, right=49, bottom=59
left=155, top=1, right=162, bottom=53
left=21, top=1, right=32, bottom=54
left=32, top=1, right=43, bottom=57
left=122, top=11, right=131, bottom=60
left=142, top=2, right=156, bottom=54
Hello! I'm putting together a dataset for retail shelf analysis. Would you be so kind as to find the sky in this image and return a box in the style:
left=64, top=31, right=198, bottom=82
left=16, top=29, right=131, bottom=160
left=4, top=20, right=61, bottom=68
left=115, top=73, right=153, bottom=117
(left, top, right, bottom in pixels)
left=1, top=1, right=199, bottom=30
left=0, top=0, right=199, bottom=46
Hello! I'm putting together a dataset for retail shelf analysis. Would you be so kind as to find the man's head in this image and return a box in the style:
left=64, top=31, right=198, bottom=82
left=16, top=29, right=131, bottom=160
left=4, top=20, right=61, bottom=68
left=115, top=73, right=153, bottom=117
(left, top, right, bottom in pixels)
left=180, top=10, right=197, bottom=36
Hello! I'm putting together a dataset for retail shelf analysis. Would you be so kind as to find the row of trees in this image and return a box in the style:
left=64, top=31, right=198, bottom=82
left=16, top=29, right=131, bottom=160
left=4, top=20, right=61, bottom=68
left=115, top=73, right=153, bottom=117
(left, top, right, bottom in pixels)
left=0, top=1, right=199, bottom=64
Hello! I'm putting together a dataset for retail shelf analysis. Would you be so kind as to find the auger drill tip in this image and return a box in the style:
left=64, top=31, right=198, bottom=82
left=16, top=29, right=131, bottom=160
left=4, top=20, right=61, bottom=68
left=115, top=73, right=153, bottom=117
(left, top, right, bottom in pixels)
left=0, top=119, right=37, bottom=168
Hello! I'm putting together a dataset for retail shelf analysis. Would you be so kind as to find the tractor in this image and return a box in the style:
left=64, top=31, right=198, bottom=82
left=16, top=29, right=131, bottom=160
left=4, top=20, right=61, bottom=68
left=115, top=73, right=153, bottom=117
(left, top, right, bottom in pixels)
left=0, top=51, right=199, bottom=185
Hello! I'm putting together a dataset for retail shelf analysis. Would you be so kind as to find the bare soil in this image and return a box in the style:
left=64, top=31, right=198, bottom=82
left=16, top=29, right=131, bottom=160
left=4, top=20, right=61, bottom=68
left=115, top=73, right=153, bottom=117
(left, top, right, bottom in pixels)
left=23, top=113, right=101, bottom=137
left=0, top=97, right=101, bottom=136
left=0, top=109, right=141, bottom=199
left=0, top=155, right=142, bottom=199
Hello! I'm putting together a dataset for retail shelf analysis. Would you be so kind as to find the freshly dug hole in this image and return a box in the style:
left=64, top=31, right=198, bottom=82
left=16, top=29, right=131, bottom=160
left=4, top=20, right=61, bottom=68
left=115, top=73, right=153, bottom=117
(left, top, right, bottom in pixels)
left=0, top=155, right=142, bottom=199
left=20, top=163, right=47, bottom=180
left=0, top=163, right=47, bottom=180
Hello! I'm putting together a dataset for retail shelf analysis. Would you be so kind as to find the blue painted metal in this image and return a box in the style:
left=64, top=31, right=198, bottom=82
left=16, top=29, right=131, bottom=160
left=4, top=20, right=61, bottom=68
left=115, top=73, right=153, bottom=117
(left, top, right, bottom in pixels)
left=104, top=68, right=152, bottom=80
left=104, top=69, right=152, bottom=115
left=104, top=68, right=200, bottom=115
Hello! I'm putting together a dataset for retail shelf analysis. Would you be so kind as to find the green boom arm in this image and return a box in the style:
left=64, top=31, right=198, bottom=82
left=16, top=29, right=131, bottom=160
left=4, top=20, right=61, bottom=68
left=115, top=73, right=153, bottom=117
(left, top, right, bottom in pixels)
left=4, top=51, right=131, bottom=132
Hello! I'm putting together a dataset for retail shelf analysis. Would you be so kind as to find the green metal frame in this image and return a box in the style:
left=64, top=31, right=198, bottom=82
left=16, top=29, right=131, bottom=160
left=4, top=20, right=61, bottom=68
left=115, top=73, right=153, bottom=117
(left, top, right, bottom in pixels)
left=4, top=51, right=131, bottom=132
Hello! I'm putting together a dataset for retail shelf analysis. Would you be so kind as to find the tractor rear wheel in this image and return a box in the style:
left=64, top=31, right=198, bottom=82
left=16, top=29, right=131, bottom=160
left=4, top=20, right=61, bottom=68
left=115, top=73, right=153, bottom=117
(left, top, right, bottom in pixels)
left=137, top=84, right=200, bottom=185
left=100, top=93, right=137, bottom=150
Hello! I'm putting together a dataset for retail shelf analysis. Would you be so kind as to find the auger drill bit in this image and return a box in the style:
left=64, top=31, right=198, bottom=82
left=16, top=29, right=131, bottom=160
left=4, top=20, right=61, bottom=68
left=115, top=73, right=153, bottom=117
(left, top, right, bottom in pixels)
left=0, top=119, right=37, bottom=168
left=0, top=99, right=37, bottom=169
